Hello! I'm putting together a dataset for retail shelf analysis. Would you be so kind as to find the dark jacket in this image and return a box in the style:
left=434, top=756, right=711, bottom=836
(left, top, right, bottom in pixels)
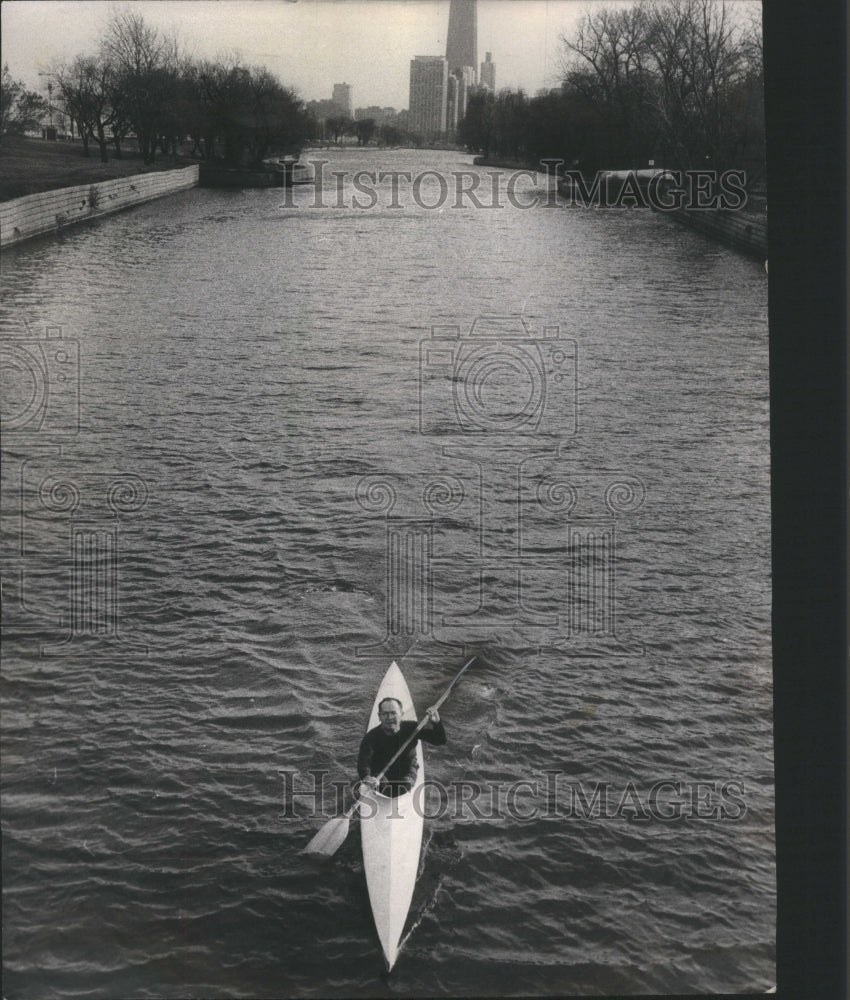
left=357, top=718, right=446, bottom=794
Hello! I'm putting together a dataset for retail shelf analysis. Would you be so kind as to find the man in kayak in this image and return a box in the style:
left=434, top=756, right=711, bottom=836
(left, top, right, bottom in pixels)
left=356, top=697, right=445, bottom=798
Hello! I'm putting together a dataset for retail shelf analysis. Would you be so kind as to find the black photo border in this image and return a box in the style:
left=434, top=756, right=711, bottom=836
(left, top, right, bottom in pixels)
left=765, top=0, right=847, bottom=998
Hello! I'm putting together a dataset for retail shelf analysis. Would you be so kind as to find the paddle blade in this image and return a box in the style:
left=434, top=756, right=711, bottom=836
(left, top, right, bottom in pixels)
left=303, top=814, right=351, bottom=857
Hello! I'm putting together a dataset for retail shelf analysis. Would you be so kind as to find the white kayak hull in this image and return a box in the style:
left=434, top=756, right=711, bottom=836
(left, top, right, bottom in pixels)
left=359, top=662, right=424, bottom=970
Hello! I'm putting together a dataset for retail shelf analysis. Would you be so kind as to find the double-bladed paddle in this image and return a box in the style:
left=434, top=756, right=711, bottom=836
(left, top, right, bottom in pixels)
left=303, top=656, right=476, bottom=857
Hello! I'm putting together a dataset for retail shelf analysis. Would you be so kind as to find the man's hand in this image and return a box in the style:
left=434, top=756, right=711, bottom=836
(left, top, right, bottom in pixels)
left=357, top=776, right=379, bottom=797
left=425, top=706, right=440, bottom=724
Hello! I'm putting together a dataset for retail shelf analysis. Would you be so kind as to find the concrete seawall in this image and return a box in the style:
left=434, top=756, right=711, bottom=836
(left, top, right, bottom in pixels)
left=0, top=165, right=199, bottom=250
left=665, top=207, right=768, bottom=259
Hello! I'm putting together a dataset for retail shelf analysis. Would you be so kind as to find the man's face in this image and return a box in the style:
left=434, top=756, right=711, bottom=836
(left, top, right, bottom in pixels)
left=379, top=700, right=402, bottom=734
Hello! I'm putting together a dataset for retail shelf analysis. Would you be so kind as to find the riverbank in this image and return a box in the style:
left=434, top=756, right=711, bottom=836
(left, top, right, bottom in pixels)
left=665, top=206, right=768, bottom=259
left=0, top=166, right=199, bottom=249
left=472, top=154, right=542, bottom=171
left=0, top=136, right=196, bottom=201
left=474, top=156, right=769, bottom=258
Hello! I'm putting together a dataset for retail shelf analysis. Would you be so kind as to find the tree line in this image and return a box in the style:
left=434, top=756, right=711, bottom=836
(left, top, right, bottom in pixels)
left=460, top=0, right=764, bottom=181
left=307, top=114, right=412, bottom=148
left=38, top=10, right=312, bottom=166
left=1, top=65, right=49, bottom=135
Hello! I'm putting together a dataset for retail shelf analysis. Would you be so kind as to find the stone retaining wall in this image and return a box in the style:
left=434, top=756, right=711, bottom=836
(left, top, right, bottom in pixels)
left=667, top=207, right=768, bottom=259
left=0, top=165, right=199, bottom=249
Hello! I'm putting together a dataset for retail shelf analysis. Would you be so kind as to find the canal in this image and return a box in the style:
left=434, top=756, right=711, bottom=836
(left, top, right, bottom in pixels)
left=1, top=148, right=773, bottom=997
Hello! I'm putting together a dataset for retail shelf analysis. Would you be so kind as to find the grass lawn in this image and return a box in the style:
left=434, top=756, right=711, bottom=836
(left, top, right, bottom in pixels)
left=0, top=135, right=196, bottom=201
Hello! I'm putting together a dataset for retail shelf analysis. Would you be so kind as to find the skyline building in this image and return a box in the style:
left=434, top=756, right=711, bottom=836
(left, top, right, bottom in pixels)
left=480, top=51, right=496, bottom=91
left=409, top=55, right=448, bottom=139
left=408, top=0, right=485, bottom=140
left=446, top=65, right=476, bottom=133
left=355, top=106, right=398, bottom=123
left=445, top=0, right=478, bottom=80
left=332, top=82, right=353, bottom=117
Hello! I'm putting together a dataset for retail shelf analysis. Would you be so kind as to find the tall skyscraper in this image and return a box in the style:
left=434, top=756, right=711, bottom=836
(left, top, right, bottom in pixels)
left=332, top=83, right=353, bottom=117
left=480, top=51, right=496, bottom=91
left=409, top=56, right=448, bottom=139
left=446, top=0, right=477, bottom=79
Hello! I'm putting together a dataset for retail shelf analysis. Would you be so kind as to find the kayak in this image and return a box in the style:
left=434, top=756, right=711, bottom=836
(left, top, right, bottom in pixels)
left=359, top=661, right=424, bottom=970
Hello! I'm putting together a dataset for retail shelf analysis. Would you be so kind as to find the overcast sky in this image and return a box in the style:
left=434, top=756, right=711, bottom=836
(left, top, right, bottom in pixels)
left=2, top=0, right=760, bottom=111
left=2, top=0, right=585, bottom=110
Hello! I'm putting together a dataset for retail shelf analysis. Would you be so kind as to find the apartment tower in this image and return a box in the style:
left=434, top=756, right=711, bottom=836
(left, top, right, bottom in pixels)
left=332, top=83, right=353, bottom=117
left=480, top=51, right=496, bottom=91
left=409, top=56, right=448, bottom=139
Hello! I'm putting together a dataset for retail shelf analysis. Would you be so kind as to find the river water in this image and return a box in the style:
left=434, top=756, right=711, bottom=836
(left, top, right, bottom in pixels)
left=1, top=149, right=773, bottom=997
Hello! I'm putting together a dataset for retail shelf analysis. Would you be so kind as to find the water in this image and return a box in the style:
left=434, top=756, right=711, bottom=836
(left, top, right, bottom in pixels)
left=1, top=149, right=774, bottom=996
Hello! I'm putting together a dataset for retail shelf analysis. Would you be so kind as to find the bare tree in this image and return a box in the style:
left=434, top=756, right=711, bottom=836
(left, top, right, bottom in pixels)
left=353, top=118, right=376, bottom=146
left=187, top=55, right=308, bottom=165
left=325, top=115, right=350, bottom=145
left=642, top=0, right=751, bottom=168
left=55, top=56, right=117, bottom=160
left=458, top=88, right=494, bottom=156
left=1, top=64, right=48, bottom=135
left=559, top=0, right=760, bottom=172
left=560, top=5, right=656, bottom=168
left=101, top=10, right=180, bottom=163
